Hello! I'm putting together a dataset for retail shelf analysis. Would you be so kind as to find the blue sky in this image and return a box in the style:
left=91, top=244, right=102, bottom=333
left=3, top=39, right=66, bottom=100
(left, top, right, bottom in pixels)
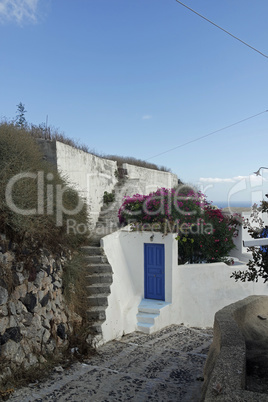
left=0, top=0, right=267, bottom=206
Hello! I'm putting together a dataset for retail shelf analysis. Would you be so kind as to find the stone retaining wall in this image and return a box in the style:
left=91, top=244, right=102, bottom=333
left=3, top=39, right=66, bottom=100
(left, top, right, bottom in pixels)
left=0, top=234, right=80, bottom=385
left=37, top=140, right=179, bottom=229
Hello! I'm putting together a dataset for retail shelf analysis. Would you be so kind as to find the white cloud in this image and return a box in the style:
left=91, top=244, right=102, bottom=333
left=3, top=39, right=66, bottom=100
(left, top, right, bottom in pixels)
left=142, top=115, right=152, bottom=120
left=199, top=177, right=235, bottom=183
left=200, top=175, right=267, bottom=184
left=234, top=175, right=267, bottom=183
left=0, top=0, right=39, bottom=24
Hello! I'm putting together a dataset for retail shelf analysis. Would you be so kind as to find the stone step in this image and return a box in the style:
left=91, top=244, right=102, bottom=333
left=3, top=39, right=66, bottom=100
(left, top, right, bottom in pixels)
left=98, top=216, right=118, bottom=223
left=138, top=306, right=161, bottom=315
left=88, top=231, right=116, bottom=245
left=86, top=264, right=113, bottom=274
left=101, top=201, right=118, bottom=210
left=100, top=204, right=119, bottom=211
left=95, top=221, right=119, bottom=229
left=86, top=284, right=111, bottom=295
left=80, top=246, right=103, bottom=256
left=136, top=312, right=159, bottom=324
left=98, top=219, right=118, bottom=227
left=90, top=321, right=103, bottom=334
left=98, top=214, right=118, bottom=221
left=87, top=295, right=109, bottom=307
left=137, top=322, right=154, bottom=334
left=86, top=273, right=113, bottom=285
left=88, top=235, right=103, bottom=247
left=138, top=300, right=170, bottom=315
left=87, top=306, right=106, bottom=321
left=94, top=227, right=118, bottom=236
left=85, top=255, right=108, bottom=264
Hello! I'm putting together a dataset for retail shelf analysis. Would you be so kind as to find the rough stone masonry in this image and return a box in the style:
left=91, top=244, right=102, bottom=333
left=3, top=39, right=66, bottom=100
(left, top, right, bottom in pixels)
left=0, top=233, right=81, bottom=386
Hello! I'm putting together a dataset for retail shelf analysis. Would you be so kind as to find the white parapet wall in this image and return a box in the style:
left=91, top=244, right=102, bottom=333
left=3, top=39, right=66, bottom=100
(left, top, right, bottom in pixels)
left=101, top=231, right=177, bottom=342
left=101, top=229, right=268, bottom=343
left=229, top=210, right=268, bottom=263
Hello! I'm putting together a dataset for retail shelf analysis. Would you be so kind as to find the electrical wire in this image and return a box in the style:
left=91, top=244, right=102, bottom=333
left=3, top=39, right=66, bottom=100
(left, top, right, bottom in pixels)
left=146, top=110, right=268, bottom=160
left=175, top=0, right=268, bottom=59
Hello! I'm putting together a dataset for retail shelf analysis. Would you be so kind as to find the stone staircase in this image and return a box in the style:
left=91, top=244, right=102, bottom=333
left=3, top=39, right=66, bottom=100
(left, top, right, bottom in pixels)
left=82, top=177, right=142, bottom=341
left=136, top=299, right=171, bottom=334
left=92, top=178, right=141, bottom=245
left=81, top=246, right=113, bottom=341
left=94, top=202, right=120, bottom=241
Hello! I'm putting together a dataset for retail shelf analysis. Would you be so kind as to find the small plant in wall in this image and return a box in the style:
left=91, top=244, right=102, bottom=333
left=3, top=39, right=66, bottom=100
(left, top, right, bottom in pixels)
left=118, top=187, right=240, bottom=264
left=103, top=190, right=115, bottom=205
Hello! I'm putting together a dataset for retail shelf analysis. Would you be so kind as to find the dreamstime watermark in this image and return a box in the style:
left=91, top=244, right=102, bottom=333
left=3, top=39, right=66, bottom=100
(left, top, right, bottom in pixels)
left=5, top=171, right=84, bottom=226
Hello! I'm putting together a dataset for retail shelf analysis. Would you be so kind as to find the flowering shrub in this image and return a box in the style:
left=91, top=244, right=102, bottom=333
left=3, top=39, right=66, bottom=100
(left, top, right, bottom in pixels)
left=177, top=205, right=240, bottom=264
left=118, top=187, right=240, bottom=264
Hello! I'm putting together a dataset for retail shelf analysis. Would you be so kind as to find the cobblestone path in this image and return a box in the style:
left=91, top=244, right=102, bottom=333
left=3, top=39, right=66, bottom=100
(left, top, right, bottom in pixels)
left=9, top=325, right=213, bottom=402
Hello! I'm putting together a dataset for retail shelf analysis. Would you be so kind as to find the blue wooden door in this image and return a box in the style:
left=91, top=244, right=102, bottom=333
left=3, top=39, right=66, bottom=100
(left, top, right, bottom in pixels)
left=144, top=244, right=165, bottom=300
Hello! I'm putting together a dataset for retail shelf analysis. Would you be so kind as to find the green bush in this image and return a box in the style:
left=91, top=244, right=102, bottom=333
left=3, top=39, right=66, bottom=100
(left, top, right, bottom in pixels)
left=0, top=122, right=89, bottom=251
left=176, top=206, right=239, bottom=264
left=103, top=191, right=115, bottom=205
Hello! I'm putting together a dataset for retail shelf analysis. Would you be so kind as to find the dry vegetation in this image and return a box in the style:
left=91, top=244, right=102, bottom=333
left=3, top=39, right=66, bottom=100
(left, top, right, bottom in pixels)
left=0, top=122, right=90, bottom=250
left=28, top=122, right=171, bottom=172
left=0, top=123, right=95, bottom=392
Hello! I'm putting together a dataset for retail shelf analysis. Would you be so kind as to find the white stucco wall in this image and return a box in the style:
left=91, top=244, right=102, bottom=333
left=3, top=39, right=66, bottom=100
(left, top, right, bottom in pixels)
left=101, top=229, right=268, bottom=343
left=175, top=263, right=268, bottom=327
left=55, top=142, right=117, bottom=227
left=230, top=211, right=268, bottom=262
left=101, top=231, right=177, bottom=342
left=123, top=163, right=178, bottom=194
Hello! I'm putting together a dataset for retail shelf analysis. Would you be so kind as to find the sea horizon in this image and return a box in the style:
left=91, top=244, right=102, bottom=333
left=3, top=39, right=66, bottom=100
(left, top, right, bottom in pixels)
left=213, top=201, right=253, bottom=209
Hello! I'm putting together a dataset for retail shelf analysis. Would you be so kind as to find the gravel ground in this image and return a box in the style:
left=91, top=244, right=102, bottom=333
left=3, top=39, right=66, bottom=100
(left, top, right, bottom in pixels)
left=8, top=325, right=213, bottom=402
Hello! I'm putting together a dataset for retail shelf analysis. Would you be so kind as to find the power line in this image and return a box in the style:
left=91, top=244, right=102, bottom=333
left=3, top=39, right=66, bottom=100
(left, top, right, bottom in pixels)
left=147, top=110, right=268, bottom=160
left=175, top=0, right=268, bottom=59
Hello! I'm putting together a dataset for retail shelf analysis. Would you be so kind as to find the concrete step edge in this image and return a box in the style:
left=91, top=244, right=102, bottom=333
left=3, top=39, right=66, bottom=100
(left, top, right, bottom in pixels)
left=138, top=307, right=161, bottom=314
left=137, top=322, right=154, bottom=328
left=87, top=306, right=107, bottom=312
left=86, top=272, right=113, bottom=277
left=137, top=323, right=154, bottom=334
left=136, top=313, right=159, bottom=324
left=87, top=293, right=110, bottom=299
left=80, top=246, right=104, bottom=255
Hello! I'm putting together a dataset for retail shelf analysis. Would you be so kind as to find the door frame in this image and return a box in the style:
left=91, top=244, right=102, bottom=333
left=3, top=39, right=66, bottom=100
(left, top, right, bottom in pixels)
left=144, top=243, right=165, bottom=301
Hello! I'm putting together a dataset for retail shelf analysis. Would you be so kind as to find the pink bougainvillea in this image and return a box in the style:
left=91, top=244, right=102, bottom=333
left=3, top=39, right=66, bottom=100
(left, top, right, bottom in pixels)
left=118, top=187, right=240, bottom=264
